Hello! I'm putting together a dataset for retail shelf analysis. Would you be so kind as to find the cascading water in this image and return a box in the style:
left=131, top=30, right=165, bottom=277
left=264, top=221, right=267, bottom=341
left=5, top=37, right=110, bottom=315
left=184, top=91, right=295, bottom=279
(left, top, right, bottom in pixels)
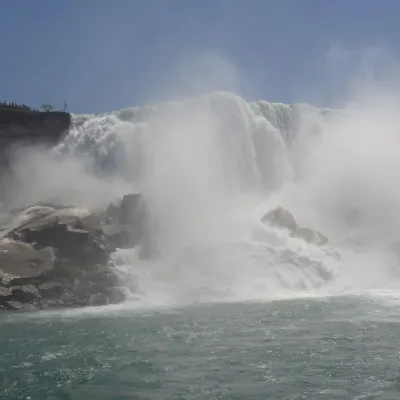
left=51, top=91, right=400, bottom=307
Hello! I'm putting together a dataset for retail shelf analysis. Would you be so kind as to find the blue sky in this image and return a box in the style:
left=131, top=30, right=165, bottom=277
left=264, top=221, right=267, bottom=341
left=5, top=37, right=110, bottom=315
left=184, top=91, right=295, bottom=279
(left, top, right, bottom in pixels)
left=1, top=0, right=399, bottom=113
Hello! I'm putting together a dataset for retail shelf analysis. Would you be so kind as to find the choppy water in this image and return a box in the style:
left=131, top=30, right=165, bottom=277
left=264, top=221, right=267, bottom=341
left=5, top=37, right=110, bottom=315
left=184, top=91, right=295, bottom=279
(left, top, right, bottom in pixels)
left=2, top=295, right=400, bottom=400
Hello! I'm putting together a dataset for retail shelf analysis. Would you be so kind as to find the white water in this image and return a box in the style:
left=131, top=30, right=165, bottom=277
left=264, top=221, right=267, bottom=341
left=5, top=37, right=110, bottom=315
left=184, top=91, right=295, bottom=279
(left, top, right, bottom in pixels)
left=10, top=91, right=400, bottom=307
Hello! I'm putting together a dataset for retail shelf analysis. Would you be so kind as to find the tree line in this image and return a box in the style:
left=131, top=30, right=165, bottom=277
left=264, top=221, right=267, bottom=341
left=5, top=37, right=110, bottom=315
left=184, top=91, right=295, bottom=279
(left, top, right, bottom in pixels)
left=0, top=101, right=67, bottom=112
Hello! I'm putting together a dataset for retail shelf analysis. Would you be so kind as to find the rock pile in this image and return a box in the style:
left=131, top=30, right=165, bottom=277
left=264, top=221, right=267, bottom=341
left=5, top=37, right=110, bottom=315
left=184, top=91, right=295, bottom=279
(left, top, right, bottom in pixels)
left=261, top=206, right=328, bottom=246
left=0, top=193, right=147, bottom=312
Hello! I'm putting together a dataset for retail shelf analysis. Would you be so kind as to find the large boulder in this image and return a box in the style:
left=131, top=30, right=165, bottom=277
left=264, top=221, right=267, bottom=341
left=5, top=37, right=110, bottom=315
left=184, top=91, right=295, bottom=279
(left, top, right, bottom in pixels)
left=261, top=207, right=297, bottom=231
left=0, top=240, right=55, bottom=285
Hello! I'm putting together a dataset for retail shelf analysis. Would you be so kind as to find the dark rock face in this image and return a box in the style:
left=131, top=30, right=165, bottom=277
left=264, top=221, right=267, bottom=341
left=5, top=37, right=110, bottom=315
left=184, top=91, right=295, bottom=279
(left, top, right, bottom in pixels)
left=0, top=110, right=71, bottom=168
left=0, top=110, right=70, bottom=141
left=0, top=193, right=147, bottom=312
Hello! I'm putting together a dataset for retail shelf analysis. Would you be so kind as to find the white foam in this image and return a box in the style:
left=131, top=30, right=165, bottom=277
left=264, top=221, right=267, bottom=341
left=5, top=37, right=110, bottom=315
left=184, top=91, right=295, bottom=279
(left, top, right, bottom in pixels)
left=14, top=90, right=400, bottom=308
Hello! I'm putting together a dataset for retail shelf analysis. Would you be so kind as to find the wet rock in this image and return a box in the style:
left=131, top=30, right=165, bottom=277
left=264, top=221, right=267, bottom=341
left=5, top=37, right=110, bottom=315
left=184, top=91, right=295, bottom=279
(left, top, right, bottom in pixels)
left=119, top=193, right=142, bottom=225
left=102, top=224, right=131, bottom=249
left=102, top=202, right=121, bottom=224
left=14, top=207, right=91, bottom=233
left=261, top=207, right=297, bottom=231
left=11, top=284, right=40, bottom=302
left=289, top=227, right=328, bottom=246
left=0, top=240, right=55, bottom=284
left=6, top=300, right=37, bottom=311
left=107, top=287, right=126, bottom=304
left=89, top=293, right=109, bottom=306
left=90, top=266, right=119, bottom=287
left=0, top=286, right=12, bottom=298
left=45, top=298, right=64, bottom=307
left=38, top=281, right=64, bottom=296
left=0, top=193, right=148, bottom=312
left=59, top=291, right=73, bottom=302
left=23, top=224, right=89, bottom=258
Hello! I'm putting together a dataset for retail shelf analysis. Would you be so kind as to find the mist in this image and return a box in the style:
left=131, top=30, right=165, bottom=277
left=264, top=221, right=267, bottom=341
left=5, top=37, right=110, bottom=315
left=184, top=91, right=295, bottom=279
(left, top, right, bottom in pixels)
left=0, top=144, right=131, bottom=212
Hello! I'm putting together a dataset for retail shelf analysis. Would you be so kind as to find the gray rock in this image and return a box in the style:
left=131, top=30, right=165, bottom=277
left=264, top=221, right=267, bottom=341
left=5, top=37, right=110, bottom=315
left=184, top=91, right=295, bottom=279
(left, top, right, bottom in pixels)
left=0, top=240, right=55, bottom=283
left=0, top=286, right=12, bottom=297
left=6, top=300, right=33, bottom=311
left=289, top=227, right=328, bottom=246
left=59, top=291, right=73, bottom=302
left=11, top=284, right=40, bottom=302
left=88, top=293, right=109, bottom=306
left=108, top=287, right=126, bottom=304
left=38, top=281, right=64, bottom=296
left=23, top=224, right=89, bottom=258
left=45, top=298, right=64, bottom=307
left=261, top=207, right=297, bottom=231
left=102, top=202, right=121, bottom=224
left=14, top=207, right=91, bottom=233
left=119, top=193, right=142, bottom=225
left=102, top=224, right=132, bottom=248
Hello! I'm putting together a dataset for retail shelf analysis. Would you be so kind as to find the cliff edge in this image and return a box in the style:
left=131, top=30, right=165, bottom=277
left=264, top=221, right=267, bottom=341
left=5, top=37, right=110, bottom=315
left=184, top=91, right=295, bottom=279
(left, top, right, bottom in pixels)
left=0, top=108, right=71, bottom=142
left=0, top=107, right=71, bottom=167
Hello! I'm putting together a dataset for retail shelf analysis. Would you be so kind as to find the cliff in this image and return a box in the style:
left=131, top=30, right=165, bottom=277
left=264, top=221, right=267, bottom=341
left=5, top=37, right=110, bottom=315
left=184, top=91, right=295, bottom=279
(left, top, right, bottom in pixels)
left=0, top=108, right=71, bottom=167
left=0, top=108, right=71, bottom=142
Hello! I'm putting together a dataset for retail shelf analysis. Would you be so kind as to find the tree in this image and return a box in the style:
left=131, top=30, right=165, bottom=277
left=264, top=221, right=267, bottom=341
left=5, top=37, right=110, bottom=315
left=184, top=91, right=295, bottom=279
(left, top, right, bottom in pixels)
left=41, top=103, right=54, bottom=112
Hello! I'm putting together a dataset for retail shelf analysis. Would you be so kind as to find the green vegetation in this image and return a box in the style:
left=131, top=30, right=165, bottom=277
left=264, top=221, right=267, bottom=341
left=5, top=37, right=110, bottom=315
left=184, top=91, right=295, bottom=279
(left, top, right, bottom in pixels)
left=41, top=103, right=54, bottom=112
left=0, top=101, right=68, bottom=113
left=0, top=101, right=38, bottom=112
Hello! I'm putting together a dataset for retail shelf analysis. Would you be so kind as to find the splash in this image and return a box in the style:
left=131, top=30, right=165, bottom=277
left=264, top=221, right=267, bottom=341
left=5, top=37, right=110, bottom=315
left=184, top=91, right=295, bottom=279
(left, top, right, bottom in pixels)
left=7, top=91, right=400, bottom=307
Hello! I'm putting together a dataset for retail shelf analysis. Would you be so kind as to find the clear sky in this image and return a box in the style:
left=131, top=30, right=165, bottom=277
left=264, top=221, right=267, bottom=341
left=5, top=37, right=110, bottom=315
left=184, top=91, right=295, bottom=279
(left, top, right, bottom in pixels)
left=1, top=0, right=399, bottom=114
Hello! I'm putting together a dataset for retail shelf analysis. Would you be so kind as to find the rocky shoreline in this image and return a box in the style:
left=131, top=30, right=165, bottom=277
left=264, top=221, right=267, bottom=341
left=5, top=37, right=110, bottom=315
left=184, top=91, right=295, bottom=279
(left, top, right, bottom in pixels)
left=0, top=193, right=147, bottom=312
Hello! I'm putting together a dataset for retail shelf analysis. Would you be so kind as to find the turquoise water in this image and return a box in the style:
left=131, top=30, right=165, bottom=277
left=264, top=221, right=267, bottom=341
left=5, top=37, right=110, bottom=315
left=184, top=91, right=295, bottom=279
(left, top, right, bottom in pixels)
left=1, top=296, right=400, bottom=399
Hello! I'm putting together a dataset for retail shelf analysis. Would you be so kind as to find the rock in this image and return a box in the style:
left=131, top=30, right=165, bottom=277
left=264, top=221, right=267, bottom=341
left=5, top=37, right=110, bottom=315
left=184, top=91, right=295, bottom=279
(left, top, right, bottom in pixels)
left=59, top=291, right=73, bottom=302
left=0, top=240, right=55, bottom=284
left=38, top=281, right=64, bottom=296
left=107, top=287, right=126, bottom=304
left=90, top=266, right=119, bottom=287
left=88, top=293, right=109, bottom=306
left=6, top=206, right=90, bottom=239
left=0, top=286, right=12, bottom=297
left=0, top=109, right=70, bottom=170
left=102, top=224, right=131, bottom=248
left=0, top=193, right=149, bottom=312
left=119, top=193, right=142, bottom=225
left=23, top=224, right=89, bottom=257
left=102, top=202, right=121, bottom=224
left=45, top=298, right=64, bottom=307
left=289, top=227, right=328, bottom=246
left=11, top=284, right=40, bottom=302
left=6, top=300, right=37, bottom=311
left=261, top=207, right=297, bottom=231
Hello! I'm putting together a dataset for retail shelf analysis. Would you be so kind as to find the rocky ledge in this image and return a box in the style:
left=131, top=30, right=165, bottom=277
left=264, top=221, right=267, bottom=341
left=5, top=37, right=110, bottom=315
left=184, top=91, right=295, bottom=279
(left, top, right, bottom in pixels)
left=0, top=193, right=147, bottom=312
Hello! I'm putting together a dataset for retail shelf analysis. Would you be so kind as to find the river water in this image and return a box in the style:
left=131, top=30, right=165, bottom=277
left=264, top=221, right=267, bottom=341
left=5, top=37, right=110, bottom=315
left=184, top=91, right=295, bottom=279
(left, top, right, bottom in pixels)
left=2, top=295, right=400, bottom=400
